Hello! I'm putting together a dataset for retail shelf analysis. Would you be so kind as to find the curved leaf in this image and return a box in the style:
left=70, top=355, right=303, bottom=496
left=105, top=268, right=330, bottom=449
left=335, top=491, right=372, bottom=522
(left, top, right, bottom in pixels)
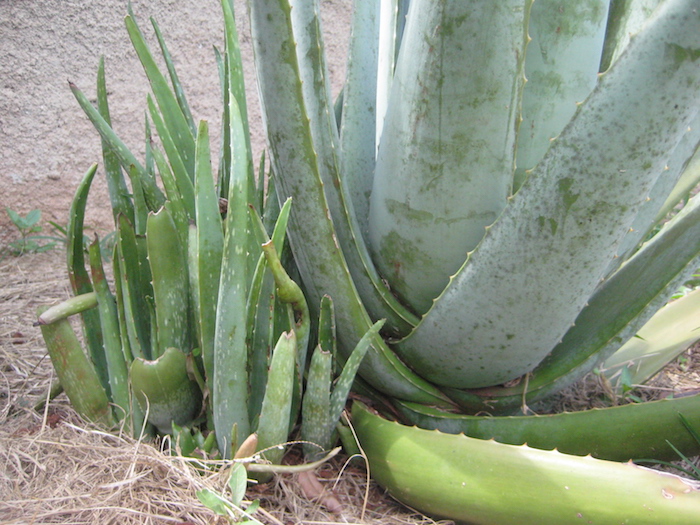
left=396, top=394, right=700, bottom=462
left=353, top=402, right=700, bottom=525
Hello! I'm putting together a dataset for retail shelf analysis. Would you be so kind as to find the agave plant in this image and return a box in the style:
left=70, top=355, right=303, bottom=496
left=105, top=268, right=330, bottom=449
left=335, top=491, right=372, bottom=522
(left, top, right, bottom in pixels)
left=248, top=0, right=700, bottom=520
left=37, top=0, right=373, bottom=473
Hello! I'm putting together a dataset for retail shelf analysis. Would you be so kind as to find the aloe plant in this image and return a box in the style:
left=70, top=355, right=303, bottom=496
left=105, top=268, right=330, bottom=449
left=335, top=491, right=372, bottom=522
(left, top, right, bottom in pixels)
left=248, top=0, right=700, bottom=521
left=38, top=1, right=371, bottom=471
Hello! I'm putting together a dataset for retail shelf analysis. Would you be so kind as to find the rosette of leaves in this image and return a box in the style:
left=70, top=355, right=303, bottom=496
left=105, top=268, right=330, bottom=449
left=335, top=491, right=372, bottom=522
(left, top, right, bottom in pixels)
left=37, top=0, right=370, bottom=470
left=247, top=0, right=700, bottom=521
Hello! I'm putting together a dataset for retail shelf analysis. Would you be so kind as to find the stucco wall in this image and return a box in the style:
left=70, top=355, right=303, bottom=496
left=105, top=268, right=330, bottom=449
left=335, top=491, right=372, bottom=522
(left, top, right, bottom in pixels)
left=0, top=0, right=350, bottom=241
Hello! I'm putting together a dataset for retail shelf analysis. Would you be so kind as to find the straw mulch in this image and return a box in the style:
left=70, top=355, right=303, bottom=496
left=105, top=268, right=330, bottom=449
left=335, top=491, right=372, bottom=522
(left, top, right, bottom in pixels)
left=0, top=249, right=453, bottom=525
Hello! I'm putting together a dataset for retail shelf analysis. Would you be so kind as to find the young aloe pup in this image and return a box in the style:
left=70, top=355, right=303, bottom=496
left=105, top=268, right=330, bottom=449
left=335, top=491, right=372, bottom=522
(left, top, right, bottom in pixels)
left=38, top=1, right=372, bottom=481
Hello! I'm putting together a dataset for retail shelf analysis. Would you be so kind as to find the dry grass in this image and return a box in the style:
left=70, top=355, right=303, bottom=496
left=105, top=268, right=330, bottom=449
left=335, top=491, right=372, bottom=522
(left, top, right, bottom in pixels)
left=1, top=248, right=699, bottom=524
left=0, top=249, right=451, bottom=524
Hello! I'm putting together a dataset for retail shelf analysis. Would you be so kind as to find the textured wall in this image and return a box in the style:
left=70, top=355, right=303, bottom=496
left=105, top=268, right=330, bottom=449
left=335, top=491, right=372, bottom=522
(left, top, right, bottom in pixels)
left=0, top=0, right=349, bottom=239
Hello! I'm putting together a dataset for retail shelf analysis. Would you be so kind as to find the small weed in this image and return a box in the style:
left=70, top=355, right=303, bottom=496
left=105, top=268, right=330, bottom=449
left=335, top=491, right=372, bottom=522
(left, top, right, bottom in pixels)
left=3, top=208, right=63, bottom=257
left=2, top=207, right=116, bottom=261
left=672, top=270, right=700, bottom=300
left=636, top=414, right=700, bottom=481
left=618, top=367, right=644, bottom=403
left=196, top=462, right=263, bottom=524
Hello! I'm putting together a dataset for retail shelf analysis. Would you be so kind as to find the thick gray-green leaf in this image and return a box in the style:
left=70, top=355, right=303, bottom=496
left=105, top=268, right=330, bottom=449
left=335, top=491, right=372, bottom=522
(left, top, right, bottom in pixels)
left=249, top=0, right=449, bottom=405
left=397, top=0, right=700, bottom=388
left=604, top=110, right=700, bottom=275
left=515, top=0, right=610, bottom=191
left=600, top=0, right=664, bottom=72
left=443, top=190, right=700, bottom=414
left=340, top=0, right=380, bottom=238
left=368, top=0, right=529, bottom=314
left=287, top=0, right=417, bottom=335
left=655, top=138, right=700, bottom=224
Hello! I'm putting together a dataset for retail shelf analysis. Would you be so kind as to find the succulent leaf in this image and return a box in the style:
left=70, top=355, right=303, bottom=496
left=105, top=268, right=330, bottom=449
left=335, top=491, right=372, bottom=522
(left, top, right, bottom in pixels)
left=397, top=0, right=700, bottom=388
left=353, top=402, right=700, bottom=525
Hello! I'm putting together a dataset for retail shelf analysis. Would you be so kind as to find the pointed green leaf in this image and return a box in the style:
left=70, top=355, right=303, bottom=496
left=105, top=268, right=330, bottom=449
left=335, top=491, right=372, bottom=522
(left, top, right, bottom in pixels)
left=65, top=164, right=108, bottom=391
left=96, top=57, right=134, bottom=224
left=193, top=121, right=224, bottom=385
left=213, top=94, right=251, bottom=457
left=147, top=206, right=191, bottom=358
left=89, top=238, right=130, bottom=423
left=125, top=14, right=196, bottom=175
